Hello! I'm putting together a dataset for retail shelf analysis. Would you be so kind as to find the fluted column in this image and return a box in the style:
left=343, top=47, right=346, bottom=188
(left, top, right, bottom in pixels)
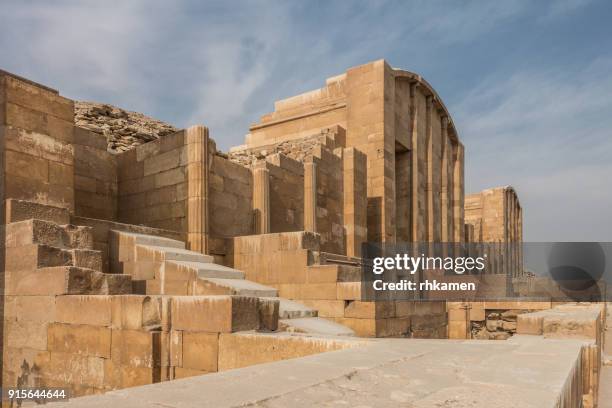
left=304, top=161, right=317, bottom=232
left=253, top=167, right=270, bottom=234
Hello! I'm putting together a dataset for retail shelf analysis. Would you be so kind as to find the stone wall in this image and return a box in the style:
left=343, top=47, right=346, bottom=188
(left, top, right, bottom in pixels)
left=209, top=155, right=253, bottom=238
left=465, top=186, right=523, bottom=276
left=265, top=155, right=304, bottom=234
left=117, top=131, right=188, bottom=233
left=0, top=72, right=75, bottom=215
left=74, top=128, right=118, bottom=220
left=74, top=102, right=177, bottom=153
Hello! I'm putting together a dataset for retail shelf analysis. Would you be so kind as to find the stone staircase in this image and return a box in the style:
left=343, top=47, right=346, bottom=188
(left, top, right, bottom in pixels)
left=111, top=230, right=354, bottom=337
left=5, top=218, right=132, bottom=295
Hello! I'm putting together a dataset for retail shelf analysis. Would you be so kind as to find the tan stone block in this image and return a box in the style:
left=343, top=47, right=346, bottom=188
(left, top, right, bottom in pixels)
left=144, top=148, right=181, bottom=176
left=173, top=367, right=209, bottom=379
left=307, top=265, right=339, bottom=283
left=4, top=75, right=74, bottom=121
left=56, top=295, right=112, bottom=326
left=448, top=308, right=468, bottom=322
left=300, top=283, right=337, bottom=300
left=48, top=323, right=111, bottom=358
left=334, top=317, right=376, bottom=337
left=182, top=332, right=219, bottom=372
left=111, top=295, right=160, bottom=330
left=122, top=261, right=162, bottom=280
left=344, top=301, right=394, bottom=319
left=448, top=320, right=468, bottom=339
left=171, top=296, right=259, bottom=333
left=4, top=295, right=56, bottom=323
left=258, top=298, right=279, bottom=331
left=5, top=319, right=49, bottom=350
left=217, top=333, right=352, bottom=371
left=111, top=329, right=159, bottom=368
left=470, top=307, right=485, bottom=321
left=337, top=282, right=361, bottom=300
left=5, top=266, right=102, bottom=296
left=377, top=317, right=411, bottom=337
left=5, top=198, right=70, bottom=224
left=301, top=299, right=345, bottom=318
left=5, top=149, right=48, bottom=182
left=48, top=352, right=105, bottom=388
left=155, top=167, right=185, bottom=188
left=3, top=126, right=74, bottom=165
left=103, top=360, right=157, bottom=388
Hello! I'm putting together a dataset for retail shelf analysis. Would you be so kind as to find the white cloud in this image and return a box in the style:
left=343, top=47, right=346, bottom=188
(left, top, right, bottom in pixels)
left=454, top=57, right=612, bottom=240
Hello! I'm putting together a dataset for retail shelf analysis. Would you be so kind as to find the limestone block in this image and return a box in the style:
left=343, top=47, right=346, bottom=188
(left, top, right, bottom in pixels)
left=173, top=367, right=208, bottom=380
left=258, top=298, right=279, bottom=331
left=3, top=75, right=74, bottom=120
left=182, top=332, right=219, bottom=372
left=337, top=282, right=361, bottom=300
left=334, top=317, right=376, bottom=337
left=111, top=295, right=162, bottom=330
left=344, top=301, right=395, bottom=319
left=48, top=323, right=111, bottom=358
left=4, top=295, right=56, bottom=323
left=56, top=295, right=112, bottom=326
left=300, top=283, right=338, bottom=300
left=516, top=312, right=546, bottom=335
left=48, top=352, right=105, bottom=388
left=5, top=198, right=70, bottom=224
left=5, top=267, right=103, bottom=296
left=103, top=360, right=157, bottom=389
left=5, top=319, right=49, bottom=350
left=301, top=299, right=345, bottom=318
left=111, top=329, right=160, bottom=368
left=171, top=296, right=259, bottom=333
left=217, top=333, right=353, bottom=371
left=448, top=320, right=468, bottom=339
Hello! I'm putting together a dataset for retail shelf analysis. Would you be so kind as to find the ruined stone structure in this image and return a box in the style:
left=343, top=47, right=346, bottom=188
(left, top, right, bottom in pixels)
left=0, top=62, right=609, bottom=407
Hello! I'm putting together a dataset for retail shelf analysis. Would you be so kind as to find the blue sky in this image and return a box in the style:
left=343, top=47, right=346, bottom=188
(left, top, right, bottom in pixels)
left=1, top=0, right=611, bottom=241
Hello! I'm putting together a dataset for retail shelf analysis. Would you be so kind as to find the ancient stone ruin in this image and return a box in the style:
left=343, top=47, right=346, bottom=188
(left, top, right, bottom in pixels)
left=0, top=61, right=609, bottom=407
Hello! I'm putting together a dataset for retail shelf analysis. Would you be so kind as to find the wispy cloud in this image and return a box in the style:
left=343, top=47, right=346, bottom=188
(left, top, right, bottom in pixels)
left=0, top=0, right=610, bottom=241
left=454, top=57, right=612, bottom=240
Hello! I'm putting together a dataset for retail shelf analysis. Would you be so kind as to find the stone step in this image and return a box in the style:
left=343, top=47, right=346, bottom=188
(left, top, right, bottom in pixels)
left=5, top=244, right=103, bottom=271
left=6, top=219, right=94, bottom=250
left=261, top=297, right=317, bottom=319
left=169, top=261, right=245, bottom=279
left=5, top=198, right=70, bottom=224
left=5, top=266, right=131, bottom=295
left=279, top=317, right=355, bottom=337
left=111, top=230, right=185, bottom=250
left=135, top=244, right=214, bottom=263
left=199, top=278, right=278, bottom=297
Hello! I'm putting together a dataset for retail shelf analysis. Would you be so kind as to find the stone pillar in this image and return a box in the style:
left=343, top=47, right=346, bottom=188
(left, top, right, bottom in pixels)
left=440, top=116, right=450, bottom=243
left=410, top=82, right=425, bottom=242
left=343, top=148, right=367, bottom=257
left=452, top=142, right=465, bottom=243
left=253, top=167, right=270, bottom=234
left=426, top=95, right=434, bottom=242
left=185, top=125, right=209, bottom=253
left=304, top=161, right=317, bottom=233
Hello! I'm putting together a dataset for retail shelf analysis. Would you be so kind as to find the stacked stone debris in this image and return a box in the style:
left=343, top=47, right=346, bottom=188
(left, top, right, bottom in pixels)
left=228, top=128, right=341, bottom=168
left=75, top=101, right=178, bottom=153
left=471, top=309, right=526, bottom=340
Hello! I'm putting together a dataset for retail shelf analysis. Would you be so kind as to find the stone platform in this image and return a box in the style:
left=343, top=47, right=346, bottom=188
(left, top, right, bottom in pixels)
left=55, top=335, right=589, bottom=408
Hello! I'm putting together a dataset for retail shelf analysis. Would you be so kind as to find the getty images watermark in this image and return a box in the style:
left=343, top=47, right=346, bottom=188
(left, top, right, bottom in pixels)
left=359, top=242, right=612, bottom=302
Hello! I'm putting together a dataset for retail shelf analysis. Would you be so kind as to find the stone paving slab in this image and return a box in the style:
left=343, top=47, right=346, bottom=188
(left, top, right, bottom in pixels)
left=54, top=336, right=587, bottom=408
